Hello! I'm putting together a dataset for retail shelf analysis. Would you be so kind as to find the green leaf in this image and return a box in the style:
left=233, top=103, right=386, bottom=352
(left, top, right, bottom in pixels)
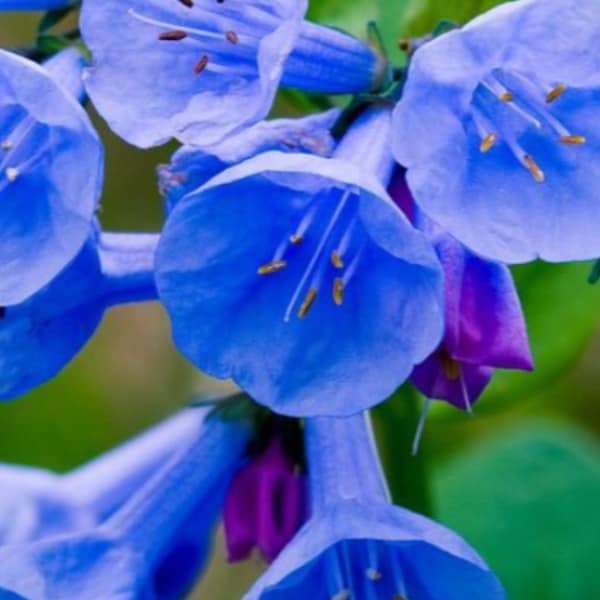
left=38, top=7, right=73, bottom=34
left=405, top=0, right=510, bottom=36
left=308, top=0, right=378, bottom=38
left=36, top=33, right=70, bottom=56
left=434, top=421, right=600, bottom=600
left=375, top=0, right=414, bottom=62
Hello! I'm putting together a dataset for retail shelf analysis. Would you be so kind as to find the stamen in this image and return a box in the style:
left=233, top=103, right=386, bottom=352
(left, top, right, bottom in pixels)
left=5, top=167, right=18, bottom=182
left=365, top=568, right=382, bottom=581
left=546, top=83, right=567, bottom=103
left=257, top=260, right=286, bottom=275
left=194, top=55, right=209, bottom=74
left=523, top=154, right=545, bottom=183
left=225, top=30, right=239, bottom=44
left=459, top=370, right=473, bottom=415
left=331, top=250, right=344, bottom=269
left=392, top=596, right=408, bottom=600
left=159, top=30, right=188, bottom=41
left=333, top=278, right=344, bottom=306
left=298, top=288, right=317, bottom=319
left=289, top=234, right=303, bottom=245
left=440, top=353, right=461, bottom=381
left=480, top=133, right=497, bottom=153
left=412, top=397, right=432, bottom=456
left=559, top=135, right=586, bottom=145
left=499, top=91, right=514, bottom=102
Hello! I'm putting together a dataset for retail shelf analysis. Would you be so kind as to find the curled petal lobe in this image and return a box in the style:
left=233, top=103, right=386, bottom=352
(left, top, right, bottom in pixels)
left=156, top=149, right=444, bottom=417
left=393, top=0, right=600, bottom=263
left=159, top=109, right=340, bottom=213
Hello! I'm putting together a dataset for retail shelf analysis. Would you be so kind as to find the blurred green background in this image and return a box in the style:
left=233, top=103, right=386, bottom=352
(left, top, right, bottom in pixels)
left=1, top=1, right=599, bottom=598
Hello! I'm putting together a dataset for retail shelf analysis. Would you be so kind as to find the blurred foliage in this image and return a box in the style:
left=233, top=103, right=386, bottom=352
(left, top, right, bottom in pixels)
left=435, top=422, right=600, bottom=599
left=1, top=1, right=600, bottom=599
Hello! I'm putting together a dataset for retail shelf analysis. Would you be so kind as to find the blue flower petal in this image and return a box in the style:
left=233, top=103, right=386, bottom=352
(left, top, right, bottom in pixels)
left=81, top=0, right=308, bottom=148
left=0, top=238, right=104, bottom=400
left=393, top=0, right=600, bottom=263
left=156, top=151, right=444, bottom=416
left=0, top=50, right=102, bottom=305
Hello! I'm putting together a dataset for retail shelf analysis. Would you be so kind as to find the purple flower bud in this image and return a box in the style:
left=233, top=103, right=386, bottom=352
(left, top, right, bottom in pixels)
left=224, top=435, right=306, bottom=564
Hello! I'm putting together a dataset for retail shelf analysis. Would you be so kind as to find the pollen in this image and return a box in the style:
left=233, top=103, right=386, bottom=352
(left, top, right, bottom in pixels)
left=159, top=30, right=188, bottom=41
left=257, top=260, right=287, bottom=275
left=523, top=154, right=545, bottom=183
left=499, top=91, right=514, bottom=102
left=546, top=83, right=567, bottom=103
left=331, top=250, right=344, bottom=269
left=366, top=568, right=382, bottom=581
left=225, top=30, right=239, bottom=44
left=194, top=54, right=209, bottom=75
left=480, top=132, right=497, bottom=153
left=440, top=353, right=461, bottom=381
left=559, top=135, right=586, bottom=145
left=333, top=278, right=344, bottom=306
left=5, top=167, right=18, bottom=182
left=298, top=288, right=317, bottom=318
left=289, top=234, right=303, bottom=245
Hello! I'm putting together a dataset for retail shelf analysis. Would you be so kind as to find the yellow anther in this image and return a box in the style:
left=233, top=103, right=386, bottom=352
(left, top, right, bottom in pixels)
left=366, top=568, right=382, bottom=581
left=546, top=83, right=567, bottom=103
left=290, top=234, right=303, bottom=245
left=499, top=91, right=514, bottom=102
left=480, top=133, right=498, bottom=153
left=440, top=353, right=461, bottom=381
left=331, top=250, right=344, bottom=269
left=257, top=260, right=287, bottom=275
left=5, top=167, right=18, bottom=182
left=559, top=135, right=586, bottom=145
left=298, top=287, right=317, bottom=318
left=333, top=278, right=344, bottom=306
left=523, top=154, right=545, bottom=183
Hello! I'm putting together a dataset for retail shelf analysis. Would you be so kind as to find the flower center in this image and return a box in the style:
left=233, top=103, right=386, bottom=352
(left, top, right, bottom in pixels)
left=326, top=541, right=409, bottom=600
left=257, top=187, right=366, bottom=321
left=128, top=0, right=277, bottom=77
left=0, top=107, right=49, bottom=194
left=471, top=68, right=585, bottom=182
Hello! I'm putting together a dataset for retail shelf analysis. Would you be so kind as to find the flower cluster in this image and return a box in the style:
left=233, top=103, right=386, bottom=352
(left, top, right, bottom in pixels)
left=1, top=0, right=598, bottom=597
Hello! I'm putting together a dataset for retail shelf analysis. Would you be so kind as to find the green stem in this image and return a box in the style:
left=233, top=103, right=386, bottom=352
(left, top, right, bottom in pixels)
left=370, top=384, right=433, bottom=516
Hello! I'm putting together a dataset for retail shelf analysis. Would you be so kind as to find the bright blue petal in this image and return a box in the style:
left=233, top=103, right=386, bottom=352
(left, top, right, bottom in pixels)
left=159, top=109, right=339, bottom=213
left=0, top=411, right=249, bottom=599
left=393, top=0, right=600, bottom=263
left=0, top=0, right=72, bottom=8
left=0, top=239, right=104, bottom=400
left=0, top=50, right=102, bottom=305
left=245, top=413, right=505, bottom=600
left=156, top=151, right=444, bottom=417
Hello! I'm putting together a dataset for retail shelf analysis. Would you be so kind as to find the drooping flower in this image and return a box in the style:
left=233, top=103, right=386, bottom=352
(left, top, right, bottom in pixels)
left=388, top=172, right=533, bottom=410
left=0, top=407, right=206, bottom=544
left=0, top=231, right=158, bottom=400
left=155, top=106, right=444, bottom=417
left=0, top=409, right=250, bottom=600
left=159, top=109, right=340, bottom=214
left=392, top=0, right=600, bottom=263
left=0, top=48, right=103, bottom=306
left=224, top=434, right=306, bottom=564
left=80, top=0, right=387, bottom=148
left=244, top=412, right=505, bottom=600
